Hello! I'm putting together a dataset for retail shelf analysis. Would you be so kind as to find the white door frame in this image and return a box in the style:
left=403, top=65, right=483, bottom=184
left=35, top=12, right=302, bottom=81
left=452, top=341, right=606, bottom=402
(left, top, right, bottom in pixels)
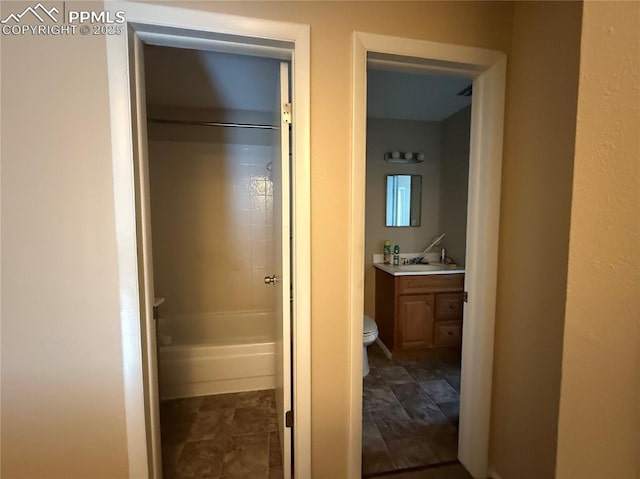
left=105, top=3, right=311, bottom=478
left=349, top=32, right=506, bottom=478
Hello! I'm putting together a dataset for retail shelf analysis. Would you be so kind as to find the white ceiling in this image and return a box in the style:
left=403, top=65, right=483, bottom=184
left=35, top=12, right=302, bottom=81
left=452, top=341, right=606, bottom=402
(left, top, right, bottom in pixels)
left=367, top=68, right=472, bottom=122
left=143, top=45, right=472, bottom=122
left=144, top=45, right=281, bottom=113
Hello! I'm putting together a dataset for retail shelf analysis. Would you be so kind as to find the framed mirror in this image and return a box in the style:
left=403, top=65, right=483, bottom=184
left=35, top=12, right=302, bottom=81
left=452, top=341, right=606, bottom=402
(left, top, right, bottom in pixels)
left=385, top=175, right=422, bottom=227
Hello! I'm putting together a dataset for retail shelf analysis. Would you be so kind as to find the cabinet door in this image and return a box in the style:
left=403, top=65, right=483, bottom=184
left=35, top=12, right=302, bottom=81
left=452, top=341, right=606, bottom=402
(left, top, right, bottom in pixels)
left=397, top=294, right=434, bottom=350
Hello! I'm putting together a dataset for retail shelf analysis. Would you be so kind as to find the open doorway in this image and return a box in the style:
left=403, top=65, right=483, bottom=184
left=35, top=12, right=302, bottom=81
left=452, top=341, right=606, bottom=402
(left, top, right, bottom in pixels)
left=106, top=5, right=310, bottom=478
left=361, top=64, right=473, bottom=477
left=141, top=45, right=291, bottom=479
left=349, top=34, right=506, bottom=479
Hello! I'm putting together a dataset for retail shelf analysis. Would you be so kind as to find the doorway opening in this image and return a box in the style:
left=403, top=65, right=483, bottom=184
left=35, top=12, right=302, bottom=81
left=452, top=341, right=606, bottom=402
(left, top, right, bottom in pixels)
left=142, top=44, right=291, bottom=479
left=350, top=34, right=506, bottom=479
left=106, top=5, right=310, bottom=479
left=362, top=63, right=473, bottom=477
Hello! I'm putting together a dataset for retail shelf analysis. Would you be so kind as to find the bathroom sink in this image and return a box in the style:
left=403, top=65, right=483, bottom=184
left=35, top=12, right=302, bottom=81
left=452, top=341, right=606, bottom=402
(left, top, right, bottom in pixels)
left=396, top=264, right=444, bottom=272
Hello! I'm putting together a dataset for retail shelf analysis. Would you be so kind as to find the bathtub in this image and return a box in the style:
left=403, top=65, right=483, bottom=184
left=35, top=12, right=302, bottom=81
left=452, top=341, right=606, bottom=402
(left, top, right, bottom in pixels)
left=157, top=311, right=275, bottom=399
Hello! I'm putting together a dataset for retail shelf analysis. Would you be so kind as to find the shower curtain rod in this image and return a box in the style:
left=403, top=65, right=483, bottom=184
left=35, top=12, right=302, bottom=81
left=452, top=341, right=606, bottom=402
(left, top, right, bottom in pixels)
left=148, top=118, right=280, bottom=130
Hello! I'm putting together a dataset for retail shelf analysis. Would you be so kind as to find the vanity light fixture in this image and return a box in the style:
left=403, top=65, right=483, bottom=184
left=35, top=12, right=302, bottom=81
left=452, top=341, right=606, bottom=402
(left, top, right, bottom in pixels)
left=384, top=151, right=425, bottom=164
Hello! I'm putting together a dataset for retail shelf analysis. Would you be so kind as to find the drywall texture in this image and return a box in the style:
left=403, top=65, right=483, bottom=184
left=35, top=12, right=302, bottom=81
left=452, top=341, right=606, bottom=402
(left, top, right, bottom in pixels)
left=364, top=118, right=442, bottom=316
left=490, top=2, right=582, bottom=478
left=439, top=105, right=471, bottom=268
left=1, top=1, right=514, bottom=477
left=0, top=6, right=129, bottom=478
left=556, top=2, right=640, bottom=477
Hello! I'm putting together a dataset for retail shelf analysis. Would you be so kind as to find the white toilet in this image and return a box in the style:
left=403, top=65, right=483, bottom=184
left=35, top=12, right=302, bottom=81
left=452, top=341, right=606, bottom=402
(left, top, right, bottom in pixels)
left=363, top=315, right=379, bottom=377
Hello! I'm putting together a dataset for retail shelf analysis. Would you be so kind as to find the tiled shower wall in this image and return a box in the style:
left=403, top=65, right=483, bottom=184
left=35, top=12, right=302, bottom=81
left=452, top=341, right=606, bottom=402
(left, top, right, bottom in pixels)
left=148, top=138, right=275, bottom=321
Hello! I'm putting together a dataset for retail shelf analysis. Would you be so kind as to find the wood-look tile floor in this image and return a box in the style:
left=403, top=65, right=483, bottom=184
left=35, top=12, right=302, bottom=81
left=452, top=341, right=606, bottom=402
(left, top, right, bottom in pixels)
left=160, top=389, right=284, bottom=479
left=363, top=343, right=468, bottom=478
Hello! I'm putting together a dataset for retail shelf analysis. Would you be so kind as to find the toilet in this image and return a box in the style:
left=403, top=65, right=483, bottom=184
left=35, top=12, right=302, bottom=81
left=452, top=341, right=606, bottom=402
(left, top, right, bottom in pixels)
left=363, top=315, right=379, bottom=377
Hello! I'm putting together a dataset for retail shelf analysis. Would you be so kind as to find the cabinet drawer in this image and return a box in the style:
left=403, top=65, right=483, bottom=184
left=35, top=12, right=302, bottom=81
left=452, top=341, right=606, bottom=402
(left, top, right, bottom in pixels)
left=436, top=293, right=464, bottom=320
left=435, top=320, right=462, bottom=347
left=397, top=274, right=464, bottom=295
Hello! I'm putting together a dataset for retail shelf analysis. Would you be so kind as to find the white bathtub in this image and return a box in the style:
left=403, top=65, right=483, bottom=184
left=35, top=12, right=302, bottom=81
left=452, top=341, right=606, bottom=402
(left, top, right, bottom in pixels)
left=157, top=310, right=275, bottom=399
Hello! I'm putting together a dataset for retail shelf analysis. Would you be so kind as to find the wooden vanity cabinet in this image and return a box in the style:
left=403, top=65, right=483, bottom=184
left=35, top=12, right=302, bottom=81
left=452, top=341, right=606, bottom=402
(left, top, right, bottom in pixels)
left=375, top=269, right=465, bottom=358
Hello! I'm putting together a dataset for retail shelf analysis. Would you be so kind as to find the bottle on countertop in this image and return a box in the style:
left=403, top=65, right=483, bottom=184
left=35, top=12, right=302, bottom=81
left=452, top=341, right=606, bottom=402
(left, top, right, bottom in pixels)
left=393, top=245, right=400, bottom=265
left=440, top=248, right=447, bottom=264
left=383, top=240, right=391, bottom=264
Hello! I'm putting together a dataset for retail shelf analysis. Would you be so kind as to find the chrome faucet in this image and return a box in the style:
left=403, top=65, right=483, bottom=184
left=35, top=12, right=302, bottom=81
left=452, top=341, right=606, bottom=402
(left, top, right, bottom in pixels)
left=415, top=233, right=446, bottom=263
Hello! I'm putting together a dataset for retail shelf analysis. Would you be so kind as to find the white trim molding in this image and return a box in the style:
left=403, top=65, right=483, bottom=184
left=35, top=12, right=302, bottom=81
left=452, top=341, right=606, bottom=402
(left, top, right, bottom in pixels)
left=106, top=2, right=311, bottom=477
left=350, top=31, right=506, bottom=479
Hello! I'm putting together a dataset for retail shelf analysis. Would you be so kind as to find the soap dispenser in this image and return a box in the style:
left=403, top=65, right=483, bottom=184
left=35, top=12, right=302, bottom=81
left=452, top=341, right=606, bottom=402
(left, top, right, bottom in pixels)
left=393, top=245, right=400, bottom=265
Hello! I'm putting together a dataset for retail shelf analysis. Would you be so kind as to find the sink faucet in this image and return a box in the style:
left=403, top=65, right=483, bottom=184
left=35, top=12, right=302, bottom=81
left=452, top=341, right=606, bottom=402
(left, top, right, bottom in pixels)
left=415, top=233, right=446, bottom=263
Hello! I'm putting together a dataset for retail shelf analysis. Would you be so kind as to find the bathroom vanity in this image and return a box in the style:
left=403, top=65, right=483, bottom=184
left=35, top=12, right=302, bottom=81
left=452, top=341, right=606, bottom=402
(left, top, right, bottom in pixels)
left=374, top=264, right=465, bottom=358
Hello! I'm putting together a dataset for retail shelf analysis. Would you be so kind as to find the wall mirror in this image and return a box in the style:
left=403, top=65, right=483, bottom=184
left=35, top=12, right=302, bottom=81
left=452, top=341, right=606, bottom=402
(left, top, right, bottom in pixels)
left=385, top=175, right=422, bottom=227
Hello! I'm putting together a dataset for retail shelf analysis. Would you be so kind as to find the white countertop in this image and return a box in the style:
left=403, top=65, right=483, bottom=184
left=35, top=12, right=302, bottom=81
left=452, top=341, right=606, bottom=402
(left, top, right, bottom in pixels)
left=373, top=262, right=465, bottom=276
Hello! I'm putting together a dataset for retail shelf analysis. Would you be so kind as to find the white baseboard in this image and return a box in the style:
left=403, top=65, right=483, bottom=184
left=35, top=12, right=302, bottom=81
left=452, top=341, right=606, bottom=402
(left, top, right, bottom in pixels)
left=376, top=338, right=393, bottom=359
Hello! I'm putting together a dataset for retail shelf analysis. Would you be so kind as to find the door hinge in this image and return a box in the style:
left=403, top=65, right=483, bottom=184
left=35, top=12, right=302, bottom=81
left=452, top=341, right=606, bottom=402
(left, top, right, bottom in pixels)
left=463, top=291, right=469, bottom=303
left=285, top=410, right=293, bottom=428
left=283, top=102, right=292, bottom=125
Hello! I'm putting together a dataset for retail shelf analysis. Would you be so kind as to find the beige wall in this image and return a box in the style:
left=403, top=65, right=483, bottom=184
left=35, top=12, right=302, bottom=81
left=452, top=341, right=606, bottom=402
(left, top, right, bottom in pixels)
left=5, top=1, right=635, bottom=478
left=364, top=118, right=441, bottom=316
left=490, top=2, right=583, bottom=477
left=2, top=2, right=516, bottom=477
left=439, top=105, right=471, bottom=268
left=0, top=2, right=129, bottom=476
left=556, top=2, right=640, bottom=477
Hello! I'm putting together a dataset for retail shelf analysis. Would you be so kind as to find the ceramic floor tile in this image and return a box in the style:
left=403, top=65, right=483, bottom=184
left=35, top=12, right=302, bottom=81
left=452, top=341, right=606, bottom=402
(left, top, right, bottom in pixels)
left=268, top=466, right=284, bottom=479
left=161, top=396, right=204, bottom=417
left=362, top=412, right=395, bottom=475
left=444, top=374, right=461, bottom=393
left=269, top=431, right=282, bottom=468
left=419, top=379, right=459, bottom=404
left=362, top=346, right=462, bottom=477
left=188, top=407, right=234, bottom=442
left=232, top=406, right=275, bottom=435
left=384, top=436, right=440, bottom=469
left=364, top=367, right=387, bottom=389
left=363, top=385, right=403, bottom=411
left=404, top=363, right=446, bottom=383
left=221, top=432, right=269, bottom=478
left=161, top=390, right=284, bottom=479
left=162, top=443, right=185, bottom=472
left=371, top=405, right=418, bottom=441
left=235, top=389, right=274, bottom=409
left=437, top=401, right=460, bottom=427
left=171, top=438, right=226, bottom=479
left=372, top=463, right=472, bottom=479
left=378, top=365, right=417, bottom=385
left=161, top=411, right=198, bottom=446
left=201, top=393, right=238, bottom=411
left=427, top=431, right=459, bottom=463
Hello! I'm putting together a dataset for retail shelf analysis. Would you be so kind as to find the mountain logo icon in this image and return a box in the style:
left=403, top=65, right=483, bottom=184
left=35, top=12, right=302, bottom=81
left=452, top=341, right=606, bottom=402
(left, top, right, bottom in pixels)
left=1, top=3, right=59, bottom=24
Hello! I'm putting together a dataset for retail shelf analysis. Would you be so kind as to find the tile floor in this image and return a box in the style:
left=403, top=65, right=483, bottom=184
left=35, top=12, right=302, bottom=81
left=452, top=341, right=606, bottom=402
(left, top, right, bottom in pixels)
left=373, top=462, right=473, bottom=479
left=160, top=389, right=283, bottom=479
left=362, top=343, right=464, bottom=477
